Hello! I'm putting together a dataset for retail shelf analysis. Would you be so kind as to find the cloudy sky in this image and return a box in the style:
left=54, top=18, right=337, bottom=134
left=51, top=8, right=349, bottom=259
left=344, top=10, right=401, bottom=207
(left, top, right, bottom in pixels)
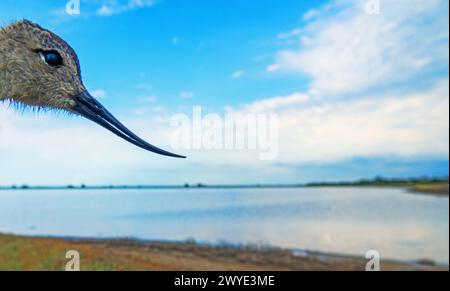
left=0, top=0, right=448, bottom=185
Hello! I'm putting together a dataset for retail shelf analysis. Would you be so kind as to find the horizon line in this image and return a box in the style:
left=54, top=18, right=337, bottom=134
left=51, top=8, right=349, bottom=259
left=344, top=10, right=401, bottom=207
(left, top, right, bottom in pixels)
left=0, top=177, right=448, bottom=191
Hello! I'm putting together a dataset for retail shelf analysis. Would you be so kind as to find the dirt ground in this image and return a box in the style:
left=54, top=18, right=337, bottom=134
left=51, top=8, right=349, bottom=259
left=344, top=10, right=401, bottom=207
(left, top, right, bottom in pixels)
left=0, top=234, right=446, bottom=271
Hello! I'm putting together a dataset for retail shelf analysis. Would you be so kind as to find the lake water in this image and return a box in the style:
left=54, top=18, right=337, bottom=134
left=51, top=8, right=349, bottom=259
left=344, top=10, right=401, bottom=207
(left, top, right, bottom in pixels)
left=0, top=187, right=448, bottom=264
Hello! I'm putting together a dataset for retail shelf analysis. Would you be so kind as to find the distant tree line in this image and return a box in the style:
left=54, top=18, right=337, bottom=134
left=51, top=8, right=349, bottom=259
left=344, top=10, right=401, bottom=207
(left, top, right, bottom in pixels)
left=0, top=176, right=448, bottom=190
left=305, top=176, right=449, bottom=187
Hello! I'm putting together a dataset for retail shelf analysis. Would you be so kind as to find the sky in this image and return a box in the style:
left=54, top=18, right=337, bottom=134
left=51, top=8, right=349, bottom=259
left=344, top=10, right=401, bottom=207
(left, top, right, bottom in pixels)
left=0, top=0, right=448, bottom=185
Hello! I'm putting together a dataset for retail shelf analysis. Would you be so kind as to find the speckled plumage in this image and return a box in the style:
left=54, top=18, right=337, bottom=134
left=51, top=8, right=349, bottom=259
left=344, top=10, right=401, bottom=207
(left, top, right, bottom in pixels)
left=0, top=19, right=85, bottom=111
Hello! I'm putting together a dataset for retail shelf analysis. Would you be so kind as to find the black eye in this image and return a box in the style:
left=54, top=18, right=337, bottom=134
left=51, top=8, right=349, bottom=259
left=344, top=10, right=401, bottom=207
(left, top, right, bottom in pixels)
left=39, top=50, right=64, bottom=67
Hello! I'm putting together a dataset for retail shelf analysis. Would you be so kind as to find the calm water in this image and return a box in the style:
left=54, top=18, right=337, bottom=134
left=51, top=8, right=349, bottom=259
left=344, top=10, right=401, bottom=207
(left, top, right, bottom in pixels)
left=0, top=187, right=448, bottom=264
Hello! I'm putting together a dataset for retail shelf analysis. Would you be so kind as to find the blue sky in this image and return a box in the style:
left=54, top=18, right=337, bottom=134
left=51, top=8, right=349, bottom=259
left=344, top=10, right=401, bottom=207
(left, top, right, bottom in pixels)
left=0, top=0, right=448, bottom=185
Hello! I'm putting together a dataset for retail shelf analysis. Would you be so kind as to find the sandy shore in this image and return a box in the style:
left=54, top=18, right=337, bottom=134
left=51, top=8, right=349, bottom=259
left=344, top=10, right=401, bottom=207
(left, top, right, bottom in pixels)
left=0, top=234, right=446, bottom=271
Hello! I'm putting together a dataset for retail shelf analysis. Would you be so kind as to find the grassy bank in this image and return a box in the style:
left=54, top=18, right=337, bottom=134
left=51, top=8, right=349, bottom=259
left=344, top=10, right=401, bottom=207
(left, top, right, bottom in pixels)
left=409, top=183, right=449, bottom=195
left=0, top=234, right=446, bottom=271
left=306, top=179, right=449, bottom=196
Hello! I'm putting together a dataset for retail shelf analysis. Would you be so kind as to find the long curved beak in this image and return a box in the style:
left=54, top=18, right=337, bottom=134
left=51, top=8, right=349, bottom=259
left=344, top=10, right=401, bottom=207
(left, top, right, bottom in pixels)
left=72, top=91, right=186, bottom=158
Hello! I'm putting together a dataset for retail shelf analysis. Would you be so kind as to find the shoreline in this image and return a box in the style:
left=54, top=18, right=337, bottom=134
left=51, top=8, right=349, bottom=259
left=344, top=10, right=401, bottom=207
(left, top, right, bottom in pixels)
left=409, top=184, right=450, bottom=196
left=0, top=184, right=448, bottom=196
left=0, top=233, right=447, bottom=271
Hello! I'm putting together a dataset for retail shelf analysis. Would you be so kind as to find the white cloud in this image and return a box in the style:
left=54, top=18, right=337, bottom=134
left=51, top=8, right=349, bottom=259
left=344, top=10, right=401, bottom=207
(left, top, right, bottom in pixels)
left=48, top=0, right=161, bottom=23
left=0, top=79, right=447, bottom=184
left=97, top=0, right=158, bottom=16
left=136, top=83, right=153, bottom=90
left=302, top=9, right=320, bottom=21
left=230, top=79, right=449, bottom=164
left=235, top=93, right=310, bottom=113
left=0, top=106, right=181, bottom=185
left=91, top=89, right=107, bottom=99
left=266, top=64, right=280, bottom=73
left=138, top=94, right=157, bottom=103
left=269, top=0, right=449, bottom=97
left=255, top=0, right=450, bottom=164
left=231, top=70, right=245, bottom=79
left=97, top=5, right=115, bottom=16
left=277, top=29, right=302, bottom=40
left=179, top=92, right=194, bottom=99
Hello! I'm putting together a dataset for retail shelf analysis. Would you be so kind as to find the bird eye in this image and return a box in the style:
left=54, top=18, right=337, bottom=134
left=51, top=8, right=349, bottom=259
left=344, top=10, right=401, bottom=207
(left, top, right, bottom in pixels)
left=38, top=50, right=64, bottom=67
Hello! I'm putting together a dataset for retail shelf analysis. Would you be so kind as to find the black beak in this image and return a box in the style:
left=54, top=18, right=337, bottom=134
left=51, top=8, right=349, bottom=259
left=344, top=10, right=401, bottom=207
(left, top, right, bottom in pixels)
left=72, top=91, right=186, bottom=158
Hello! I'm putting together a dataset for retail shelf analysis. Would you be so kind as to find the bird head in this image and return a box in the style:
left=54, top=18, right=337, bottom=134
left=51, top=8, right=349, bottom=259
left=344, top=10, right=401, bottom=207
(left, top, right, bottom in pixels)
left=0, top=20, right=185, bottom=158
left=1, top=20, right=82, bottom=110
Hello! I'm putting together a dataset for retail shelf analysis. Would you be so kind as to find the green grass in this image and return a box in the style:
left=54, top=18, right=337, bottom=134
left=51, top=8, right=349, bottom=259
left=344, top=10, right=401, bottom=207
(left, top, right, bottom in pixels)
left=0, top=235, right=119, bottom=271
